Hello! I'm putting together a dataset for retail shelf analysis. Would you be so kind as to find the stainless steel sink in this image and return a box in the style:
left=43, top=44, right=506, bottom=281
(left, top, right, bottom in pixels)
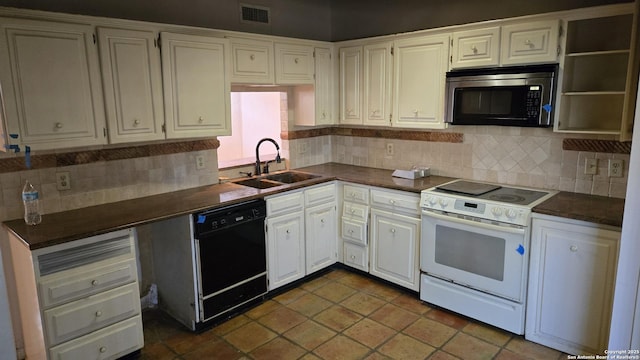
left=232, top=171, right=320, bottom=189
left=264, top=171, right=320, bottom=183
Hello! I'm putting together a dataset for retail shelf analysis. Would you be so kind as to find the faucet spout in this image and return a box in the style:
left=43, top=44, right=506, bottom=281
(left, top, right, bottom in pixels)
left=255, top=138, right=281, bottom=176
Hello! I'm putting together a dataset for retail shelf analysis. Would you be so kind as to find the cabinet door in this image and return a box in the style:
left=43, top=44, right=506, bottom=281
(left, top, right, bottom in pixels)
left=392, top=35, right=450, bottom=129
left=339, top=46, right=362, bottom=124
left=228, top=37, right=274, bottom=84
left=363, top=42, right=392, bottom=126
left=370, top=208, right=420, bottom=291
left=305, top=203, right=337, bottom=274
left=451, top=27, right=500, bottom=69
left=314, top=47, right=334, bottom=125
left=526, top=218, right=620, bottom=355
left=0, top=18, right=106, bottom=150
left=500, top=20, right=559, bottom=65
left=161, top=32, right=231, bottom=138
left=266, top=212, right=305, bottom=290
left=274, top=43, right=314, bottom=84
left=98, top=28, right=165, bottom=144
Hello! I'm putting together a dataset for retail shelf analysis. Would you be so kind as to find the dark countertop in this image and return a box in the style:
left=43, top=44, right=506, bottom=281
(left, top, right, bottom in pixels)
left=3, top=163, right=455, bottom=250
left=532, top=191, right=625, bottom=228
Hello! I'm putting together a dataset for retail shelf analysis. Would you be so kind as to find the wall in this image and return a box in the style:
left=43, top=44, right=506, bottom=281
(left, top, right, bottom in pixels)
left=290, top=127, right=629, bottom=198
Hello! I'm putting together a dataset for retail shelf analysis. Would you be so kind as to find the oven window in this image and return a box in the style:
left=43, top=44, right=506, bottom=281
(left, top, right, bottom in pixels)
left=434, top=225, right=505, bottom=281
left=458, top=89, right=512, bottom=115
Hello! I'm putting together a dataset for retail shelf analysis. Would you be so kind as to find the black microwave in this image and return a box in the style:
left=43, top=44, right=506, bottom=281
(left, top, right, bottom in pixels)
left=445, top=64, right=558, bottom=127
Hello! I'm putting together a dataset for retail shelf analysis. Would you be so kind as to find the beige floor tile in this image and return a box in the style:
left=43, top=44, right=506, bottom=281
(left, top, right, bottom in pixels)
left=313, top=334, right=371, bottom=360
left=313, top=281, right=358, bottom=302
left=340, top=291, right=386, bottom=316
left=273, top=287, right=308, bottom=305
left=363, top=281, right=403, bottom=302
left=378, top=333, right=436, bottom=360
left=428, top=350, right=462, bottom=360
left=211, top=314, right=252, bottom=336
left=494, top=348, right=532, bottom=360
left=369, top=303, right=420, bottom=331
left=314, top=305, right=364, bottom=332
left=343, top=318, right=396, bottom=349
left=257, top=306, right=308, bottom=334
left=324, top=268, right=351, bottom=280
left=463, top=322, right=512, bottom=347
left=300, top=276, right=331, bottom=291
left=393, top=293, right=432, bottom=314
left=403, top=318, right=457, bottom=347
left=283, top=320, right=336, bottom=350
left=363, top=352, right=394, bottom=360
left=163, top=330, right=217, bottom=355
left=300, top=353, right=323, bottom=360
left=244, top=299, right=282, bottom=319
left=287, top=292, right=333, bottom=317
left=442, top=332, right=500, bottom=360
left=504, top=337, right=563, bottom=360
left=337, top=272, right=379, bottom=289
left=248, top=337, right=307, bottom=360
left=181, top=338, right=242, bottom=360
left=138, top=342, right=180, bottom=360
left=223, top=322, right=278, bottom=353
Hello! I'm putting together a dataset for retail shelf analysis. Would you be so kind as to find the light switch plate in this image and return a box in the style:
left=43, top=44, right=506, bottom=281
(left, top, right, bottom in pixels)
left=584, top=158, right=598, bottom=175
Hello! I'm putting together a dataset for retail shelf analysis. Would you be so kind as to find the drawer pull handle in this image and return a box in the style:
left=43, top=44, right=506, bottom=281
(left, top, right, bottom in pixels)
left=250, top=54, right=255, bottom=60
left=91, top=280, right=99, bottom=286
left=133, top=119, right=140, bottom=126
left=350, top=255, right=356, bottom=259
left=471, top=45, right=478, bottom=53
left=389, top=199, right=395, bottom=204
left=320, top=219, right=325, bottom=224
left=570, top=245, right=578, bottom=252
left=55, top=122, right=63, bottom=129
left=348, top=229, right=354, bottom=233
left=350, top=209, right=356, bottom=214
left=198, top=116, right=204, bottom=123
left=95, top=310, right=102, bottom=317
left=286, top=229, right=290, bottom=234
left=390, top=228, right=396, bottom=234
left=99, top=346, right=107, bottom=353
left=294, top=57, right=299, bottom=64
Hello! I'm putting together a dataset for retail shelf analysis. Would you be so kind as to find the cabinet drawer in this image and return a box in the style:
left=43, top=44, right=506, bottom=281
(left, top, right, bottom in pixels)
left=49, top=315, right=143, bottom=360
left=305, top=183, right=336, bottom=207
left=452, top=27, right=500, bottom=69
left=370, top=189, right=419, bottom=214
left=342, top=202, right=369, bottom=221
left=343, top=184, right=369, bottom=204
left=44, top=282, right=141, bottom=346
left=229, top=37, right=274, bottom=84
left=267, top=190, right=304, bottom=216
left=38, top=258, right=138, bottom=308
left=343, top=242, right=368, bottom=272
left=342, top=218, right=367, bottom=246
left=501, top=20, right=559, bottom=65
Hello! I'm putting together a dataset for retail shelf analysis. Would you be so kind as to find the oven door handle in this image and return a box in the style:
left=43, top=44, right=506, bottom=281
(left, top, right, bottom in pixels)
left=422, top=210, right=525, bottom=235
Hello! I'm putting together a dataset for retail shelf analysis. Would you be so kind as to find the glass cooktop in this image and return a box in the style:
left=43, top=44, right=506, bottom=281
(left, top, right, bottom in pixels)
left=434, top=180, right=550, bottom=206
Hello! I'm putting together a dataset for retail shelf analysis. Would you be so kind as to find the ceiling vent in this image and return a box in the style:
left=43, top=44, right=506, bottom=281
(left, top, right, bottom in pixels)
left=240, top=4, right=271, bottom=25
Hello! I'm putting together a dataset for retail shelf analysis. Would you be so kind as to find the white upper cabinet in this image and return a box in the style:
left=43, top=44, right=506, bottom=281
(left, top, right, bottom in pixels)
left=500, top=20, right=560, bottom=65
left=161, top=32, right=231, bottom=138
left=0, top=18, right=107, bottom=150
left=98, top=28, right=165, bottom=144
left=228, top=37, right=274, bottom=84
left=451, top=27, right=500, bottom=69
left=313, top=47, right=334, bottom=125
left=392, top=34, right=450, bottom=129
left=363, top=42, right=393, bottom=126
left=339, top=46, right=363, bottom=124
left=275, top=43, right=314, bottom=84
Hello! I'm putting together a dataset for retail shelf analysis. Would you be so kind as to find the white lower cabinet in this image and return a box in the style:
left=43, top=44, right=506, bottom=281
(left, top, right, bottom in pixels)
left=6, top=228, right=142, bottom=360
left=370, top=208, right=420, bottom=291
left=526, top=215, right=620, bottom=355
left=266, top=182, right=337, bottom=290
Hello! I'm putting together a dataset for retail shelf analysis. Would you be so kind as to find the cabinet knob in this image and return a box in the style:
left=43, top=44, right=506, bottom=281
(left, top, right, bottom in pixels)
left=525, top=39, right=532, bottom=47
left=55, top=122, right=63, bottom=129
left=321, top=111, right=326, bottom=119
left=250, top=54, right=255, bottom=60
left=350, top=255, right=356, bottom=259
left=390, top=228, right=396, bottom=234
left=320, top=219, right=325, bottom=224
left=99, top=346, right=107, bottom=353
left=413, top=110, right=419, bottom=116
left=286, top=229, right=290, bottom=234
left=471, top=45, right=478, bottom=53
left=294, top=58, right=299, bottom=64
left=389, top=199, right=395, bottom=204
left=347, top=109, right=354, bottom=116
left=91, top=280, right=98, bottom=286
left=348, top=229, right=354, bottom=234
left=570, top=245, right=578, bottom=252
left=95, top=310, right=102, bottom=317
left=133, top=119, right=140, bottom=127
left=198, top=116, right=205, bottom=123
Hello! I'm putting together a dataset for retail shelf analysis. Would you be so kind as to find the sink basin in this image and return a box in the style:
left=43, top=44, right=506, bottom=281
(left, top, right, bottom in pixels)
left=232, top=171, right=321, bottom=190
left=264, top=171, right=320, bottom=184
left=233, top=178, right=283, bottom=189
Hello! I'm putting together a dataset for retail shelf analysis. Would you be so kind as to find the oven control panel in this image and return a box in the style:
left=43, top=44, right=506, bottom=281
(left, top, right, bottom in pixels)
left=421, top=192, right=529, bottom=226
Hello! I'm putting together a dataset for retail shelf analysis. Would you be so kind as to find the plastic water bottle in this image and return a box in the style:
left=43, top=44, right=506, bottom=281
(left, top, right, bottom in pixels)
left=22, top=180, right=42, bottom=225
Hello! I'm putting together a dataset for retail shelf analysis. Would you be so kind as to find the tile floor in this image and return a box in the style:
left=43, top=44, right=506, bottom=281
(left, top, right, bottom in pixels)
left=138, top=268, right=567, bottom=360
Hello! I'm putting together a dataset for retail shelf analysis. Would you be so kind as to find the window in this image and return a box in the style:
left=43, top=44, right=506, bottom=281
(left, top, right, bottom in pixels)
left=218, top=92, right=283, bottom=168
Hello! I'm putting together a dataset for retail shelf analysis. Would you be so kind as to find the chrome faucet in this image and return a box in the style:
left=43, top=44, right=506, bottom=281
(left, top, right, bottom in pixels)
left=255, top=138, right=281, bottom=176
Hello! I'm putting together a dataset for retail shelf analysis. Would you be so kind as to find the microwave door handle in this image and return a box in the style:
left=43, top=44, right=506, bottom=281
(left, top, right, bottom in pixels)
left=422, top=210, right=525, bottom=235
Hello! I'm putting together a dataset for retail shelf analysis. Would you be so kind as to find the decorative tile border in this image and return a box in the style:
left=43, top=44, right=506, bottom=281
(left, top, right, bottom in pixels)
left=562, top=139, right=632, bottom=154
left=0, top=139, right=220, bottom=173
left=282, top=127, right=464, bottom=143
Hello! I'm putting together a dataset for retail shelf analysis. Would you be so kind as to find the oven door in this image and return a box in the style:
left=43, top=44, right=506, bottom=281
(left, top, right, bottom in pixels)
left=420, top=209, right=528, bottom=302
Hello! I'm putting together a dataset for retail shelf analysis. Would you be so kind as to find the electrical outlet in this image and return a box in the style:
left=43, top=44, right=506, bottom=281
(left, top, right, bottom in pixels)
left=386, top=143, right=394, bottom=156
left=56, top=172, right=71, bottom=191
left=584, top=158, right=598, bottom=175
left=609, top=159, right=623, bottom=177
left=195, top=155, right=205, bottom=170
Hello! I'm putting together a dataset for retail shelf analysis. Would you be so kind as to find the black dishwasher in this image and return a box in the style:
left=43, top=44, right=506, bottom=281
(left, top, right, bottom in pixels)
left=193, top=199, right=267, bottom=326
